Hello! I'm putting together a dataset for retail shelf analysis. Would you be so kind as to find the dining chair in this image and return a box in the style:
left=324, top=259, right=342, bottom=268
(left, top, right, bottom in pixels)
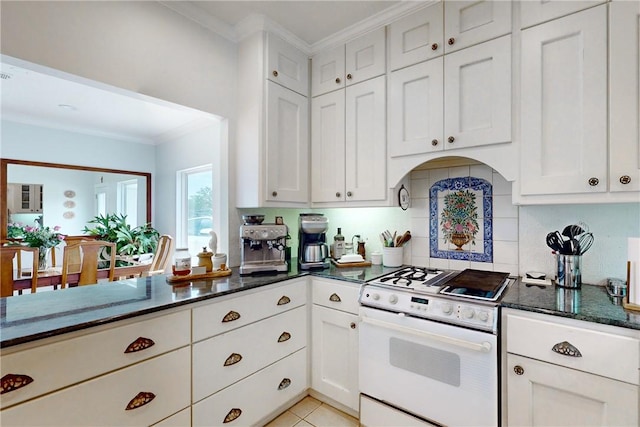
left=60, top=240, right=116, bottom=287
left=1, top=246, right=39, bottom=297
left=144, top=234, right=174, bottom=276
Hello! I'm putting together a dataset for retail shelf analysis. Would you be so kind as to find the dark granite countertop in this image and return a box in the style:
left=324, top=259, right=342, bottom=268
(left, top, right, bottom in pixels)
left=4, top=264, right=640, bottom=349
left=0, top=261, right=397, bottom=348
left=501, top=279, right=640, bottom=331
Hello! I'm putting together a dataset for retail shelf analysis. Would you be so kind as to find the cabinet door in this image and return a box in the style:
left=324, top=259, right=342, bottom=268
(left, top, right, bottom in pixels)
left=610, top=1, right=640, bottom=192
left=311, top=90, right=346, bottom=202
left=266, top=81, right=309, bottom=203
left=443, top=35, right=511, bottom=151
left=312, top=44, right=345, bottom=97
left=267, top=33, right=309, bottom=96
left=388, top=3, right=444, bottom=71
left=345, top=27, right=386, bottom=86
left=521, top=0, right=606, bottom=29
left=444, top=0, right=511, bottom=53
left=311, top=305, right=359, bottom=412
left=345, top=76, right=387, bottom=201
left=507, top=354, right=639, bottom=427
left=388, top=58, right=444, bottom=157
left=520, top=6, right=607, bottom=195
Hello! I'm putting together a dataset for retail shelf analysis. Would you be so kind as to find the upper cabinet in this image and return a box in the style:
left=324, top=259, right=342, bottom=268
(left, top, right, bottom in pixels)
left=7, top=183, right=43, bottom=214
left=520, top=0, right=607, bottom=29
left=388, top=1, right=511, bottom=71
left=311, top=27, right=386, bottom=97
left=609, top=1, right=640, bottom=193
left=237, top=32, right=310, bottom=208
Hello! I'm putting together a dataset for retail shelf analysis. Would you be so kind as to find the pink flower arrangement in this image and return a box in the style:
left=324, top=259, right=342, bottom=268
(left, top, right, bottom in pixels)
left=9, top=223, right=65, bottom=249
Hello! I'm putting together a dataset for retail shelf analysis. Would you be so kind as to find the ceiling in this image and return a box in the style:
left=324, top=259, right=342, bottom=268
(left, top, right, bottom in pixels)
left=1, top=1, right=405, bottom=144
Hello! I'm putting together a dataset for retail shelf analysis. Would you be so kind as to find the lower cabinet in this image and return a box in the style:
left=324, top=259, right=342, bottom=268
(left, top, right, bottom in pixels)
left=311, top=279, right=359, bottom=412
left=193, top=348, right=308, bottom=427
left=0, top=347, right=191, bottom=426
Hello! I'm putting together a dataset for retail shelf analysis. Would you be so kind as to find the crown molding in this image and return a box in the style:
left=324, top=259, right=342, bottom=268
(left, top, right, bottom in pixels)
left=234, top=13, right=312, bottom=56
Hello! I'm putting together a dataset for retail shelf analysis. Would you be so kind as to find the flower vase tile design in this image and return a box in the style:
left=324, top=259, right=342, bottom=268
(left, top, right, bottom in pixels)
left=429, top=177, right=493, bottom=263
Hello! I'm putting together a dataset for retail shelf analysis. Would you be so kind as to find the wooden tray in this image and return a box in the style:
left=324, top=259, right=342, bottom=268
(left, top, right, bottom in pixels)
left=166, top=269, right=232, bottom=283
left=622, top=297, right=640, bottom=313
left=331, top=259, right=372, bottom=268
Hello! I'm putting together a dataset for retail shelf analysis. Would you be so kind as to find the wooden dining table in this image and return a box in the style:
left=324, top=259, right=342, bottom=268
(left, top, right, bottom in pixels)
left=8, top=263, right=152, bottom=296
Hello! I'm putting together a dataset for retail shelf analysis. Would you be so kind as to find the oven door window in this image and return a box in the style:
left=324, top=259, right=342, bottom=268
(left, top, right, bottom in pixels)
left=390, top=337, right=460, bottom=387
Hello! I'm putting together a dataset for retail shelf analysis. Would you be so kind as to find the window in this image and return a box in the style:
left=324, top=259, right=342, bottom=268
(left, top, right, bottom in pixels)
left=95, top=185, right=107, bottom=217
left=178, top=166, right=213, bottom=257
left=118, top=179, right=138, bottom=227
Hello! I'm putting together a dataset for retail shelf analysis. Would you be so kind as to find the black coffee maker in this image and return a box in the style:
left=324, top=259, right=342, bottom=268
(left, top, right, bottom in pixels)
left=298, top=213, right=330, bottom=270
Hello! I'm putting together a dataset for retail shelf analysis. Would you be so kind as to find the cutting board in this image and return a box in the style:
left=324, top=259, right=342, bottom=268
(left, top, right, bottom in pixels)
left=331, top=259, right=372, bottom=268
left=166, top=268, right=232, bottom=283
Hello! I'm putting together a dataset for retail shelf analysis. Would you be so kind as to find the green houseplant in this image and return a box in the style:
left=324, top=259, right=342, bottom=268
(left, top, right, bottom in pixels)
left=82, top=213, right=160, bottom=263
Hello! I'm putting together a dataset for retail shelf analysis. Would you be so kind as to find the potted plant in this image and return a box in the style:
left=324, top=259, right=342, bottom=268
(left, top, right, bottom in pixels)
left=8, top=223, right=65, bottom=270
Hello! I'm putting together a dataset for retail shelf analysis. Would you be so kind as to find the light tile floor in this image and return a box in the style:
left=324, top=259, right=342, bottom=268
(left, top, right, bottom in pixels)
left=266, top=396, right=359, bottom=427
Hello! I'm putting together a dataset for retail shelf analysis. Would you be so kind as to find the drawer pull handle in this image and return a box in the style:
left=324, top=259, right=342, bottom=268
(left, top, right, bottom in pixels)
left=329, top=293, right=342, bottom=302
left=278, top=378, right=291, bottom=390
left=278, top=332, right=291, bottom=342
left=277, top=295, right=291, bottom=305
left=224, top=352, right=243, bottom=366
left=124, top=337, right=155, bottom=353
left=125, top=391, right=156, bottom=410
left=222, top=310, right=241, bottom=323
left=223, top=408, right=242, bottom=423
left=552, top=341, right=582, bottom=357
left=1, top=374, right=34, bottom=394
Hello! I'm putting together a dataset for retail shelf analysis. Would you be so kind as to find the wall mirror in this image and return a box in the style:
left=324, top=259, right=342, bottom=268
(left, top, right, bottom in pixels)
left=1, top=158, right=151, bottom=240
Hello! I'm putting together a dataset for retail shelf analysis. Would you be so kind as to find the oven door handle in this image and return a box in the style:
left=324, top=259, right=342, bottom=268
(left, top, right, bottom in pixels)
left=360, top=315, right=492, bottom=353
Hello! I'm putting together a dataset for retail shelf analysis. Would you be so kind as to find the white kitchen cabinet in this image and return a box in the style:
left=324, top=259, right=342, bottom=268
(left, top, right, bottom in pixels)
left=388, top=1, right=511, bottom=71
left=237, top=31, right=309, bottom=207
left=312, top=75, right=386, bottom=204
left=609, top=1, right=640, bottom=193
left=310, top=278, right=359, bottom=412
left=7, top=183, right=42, bottom=214
left=266, top=33, right=309, bottom=96
left=519, top=5, right=607, bottom=196
left=312, top=27, right=385, bottom=97
left=503, top=308, right=640, bottom=426
left=520, top=0, right=606, bottom=29
left=389, top=35, right=510, bottom=158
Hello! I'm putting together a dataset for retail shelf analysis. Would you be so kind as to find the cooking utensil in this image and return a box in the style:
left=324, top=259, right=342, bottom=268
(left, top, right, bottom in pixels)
left=546, top=231, right=565, bottom=253
left=561, top=224, right=584, bottom=239
left=396, top=231, right=411, bottom=246
left=577, top=232, right=594, bottom=255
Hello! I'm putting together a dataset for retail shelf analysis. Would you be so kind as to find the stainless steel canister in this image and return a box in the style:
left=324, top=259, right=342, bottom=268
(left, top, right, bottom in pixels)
left=556, top=254, right=582, bottom=288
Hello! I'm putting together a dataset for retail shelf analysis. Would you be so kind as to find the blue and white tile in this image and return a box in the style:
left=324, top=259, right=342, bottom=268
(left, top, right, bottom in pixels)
left=493, top=218, right=518, bottom=242
left=493, top=241, right=519, bottom=265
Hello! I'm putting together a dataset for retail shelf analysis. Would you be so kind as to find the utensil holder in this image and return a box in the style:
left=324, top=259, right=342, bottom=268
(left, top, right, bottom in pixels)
left=383, top=247, right=403, bottom=267
left=556, top=254, right=582, bottom=288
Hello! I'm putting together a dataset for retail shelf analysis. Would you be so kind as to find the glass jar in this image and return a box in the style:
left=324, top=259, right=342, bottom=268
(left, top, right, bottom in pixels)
left=173, top=247, right=191, bottom=276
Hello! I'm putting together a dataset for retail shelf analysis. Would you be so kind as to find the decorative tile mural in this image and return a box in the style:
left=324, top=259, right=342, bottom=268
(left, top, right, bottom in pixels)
left=429, top=177, right=493, bottom=262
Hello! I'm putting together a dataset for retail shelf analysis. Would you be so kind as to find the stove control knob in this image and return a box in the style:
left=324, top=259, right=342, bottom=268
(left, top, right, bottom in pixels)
left=441, top=303, right=453, bottom=315
left=478, top=311, right=489, bottom=322
left=462, top=308, right=475, bottom=319
left=388, top=294, right=398, bottom=304
left=372, top=293, right=380, bottom=301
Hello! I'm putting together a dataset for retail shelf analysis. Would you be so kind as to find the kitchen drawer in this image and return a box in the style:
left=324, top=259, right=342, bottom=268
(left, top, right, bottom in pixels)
left=193, top=348, right=307, bottom=427
left=0, top=309, right=190, bottom=408
left=0, top=347, right=191, bottom=426
left=505, top=311, right=640, bottom=384
left=192, top=279, right=307, bottom=342
left=312, top=278, right=360, bottom=314
left=193, top=305, right=307, bottom=402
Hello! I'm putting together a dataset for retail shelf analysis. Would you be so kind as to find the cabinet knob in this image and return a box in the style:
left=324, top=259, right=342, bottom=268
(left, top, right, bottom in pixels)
left=272, top=191, right=278, bottom=197
left=431, top=43, right=438, bottom=51
left=336, top=192, right=341, bottom=198
left=125, top=391, right=156, bottom=410
left=620, top=175, right=631, bottom=185
left=272, top=70, right=278, bottom=77
left=448, top=136, right=455, bottom=143
left=223, top=408, right=242, bottom=424
left=329, top=293, right=342, bottom=302
left=346, top=73, right=352, bottom=80
left=448, top=37, right=455, bottom=45
left=335, top=77, right=341, bottom=84
left=552, top=341, right=582, bottom=357
left=431, top=139, right=439, bottom=146
left=124, top=336, right=155, bottom=353
left=350, top=322, right=356, bottom=329
left=588, top=177, right=599, bottom=187
left=1, top=374, right=34, bottom=394
left=346, top=191, right=353, bottom=197
left=513, top=365, right=524, bottom=376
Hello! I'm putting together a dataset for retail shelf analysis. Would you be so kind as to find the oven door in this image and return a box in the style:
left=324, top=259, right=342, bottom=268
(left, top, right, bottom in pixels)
left=359, top=306, right=499, bottom=427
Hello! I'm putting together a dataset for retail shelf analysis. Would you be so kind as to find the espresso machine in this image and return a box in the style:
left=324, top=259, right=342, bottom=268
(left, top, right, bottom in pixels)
left=298, top=213, right=330, bottom=270
left=240, top=215, right=288, bottom=275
